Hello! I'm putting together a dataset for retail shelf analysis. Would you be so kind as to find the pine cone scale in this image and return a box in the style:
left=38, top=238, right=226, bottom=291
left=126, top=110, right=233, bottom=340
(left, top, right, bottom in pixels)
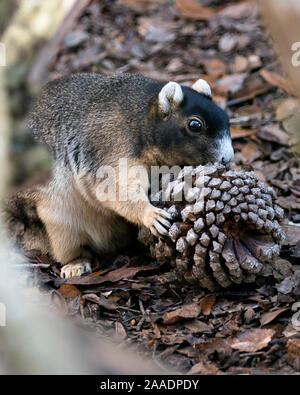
left=140, top=163, right=286, bottom=290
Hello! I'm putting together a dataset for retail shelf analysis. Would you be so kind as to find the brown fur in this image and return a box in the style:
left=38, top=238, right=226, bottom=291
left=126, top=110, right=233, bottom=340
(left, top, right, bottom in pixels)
left=6, top=73, right=232, bottom=277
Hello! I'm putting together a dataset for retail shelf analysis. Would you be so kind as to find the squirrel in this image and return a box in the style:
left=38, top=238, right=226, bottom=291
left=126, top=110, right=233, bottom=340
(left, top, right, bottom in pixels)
left=6, top=73, right=234, bottom=278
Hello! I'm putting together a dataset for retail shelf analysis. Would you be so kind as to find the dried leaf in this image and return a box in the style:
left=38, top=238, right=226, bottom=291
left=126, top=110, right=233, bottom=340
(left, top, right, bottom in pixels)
left=151, top=322, right=161, bottom=339
left=84, top=293, right=118, bottom=310
left=204, top=59, right=226, bottom=75
left=188, top=360, right=220, bottom=375
left=276, top=276, right=295, bottom=295
left=260, top=306, right=289, bottom=326
left=215, top=73, right=247, bottom=94
left=282, top=225, right=300, bottom=246
left=193, top=337, right=231, bottom=355
left=119, top=0, right=152, bottom=5
left=115, top=322, right=127, bottom=340
left=218, top=1, right=256, bottom=19
left=231, top=104, right=263, bottom=127
left=163, top=303, right=201, bottom=324
left=229, top=83, right=272, bottom=105
left=287, top=338, right=300, bottom=360
left=260, top=69, right=294, bottom=95
left=184, top=319, right=212, bottom=333
left=175, top=0, right=220, bottom=19
left=240, top=142, right=261, bottom=162
left=160, top=332, right=187, bottom=345
left=282, top=113, right=300, bottom=135
left=231, top=328, right=275, bottom=352
left=86, top=269, right=109, bottom=277
left=218, top=33, right=239, bottom=53
left=58, top=284, right=81, bottom=300
left=291, top=302, right=300, bottom=331
left=275, top=98, right=300, bottom=121
left=230, top=127, right=258, bottom=139
left=258, top=125, right=290, bottom=145
left=177, top=346, right=197, bottom=358
left=137, top=17, right=176, bottom=43
left=231, top=55, right=249, bottom=73
left=118, top=0, right=159, bottom=10
left=200, top=295, right=216, bottom=316
left=65, top=265, right=157, bottom=285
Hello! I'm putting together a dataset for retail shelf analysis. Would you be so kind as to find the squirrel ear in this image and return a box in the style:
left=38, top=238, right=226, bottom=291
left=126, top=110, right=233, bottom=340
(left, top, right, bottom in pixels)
left=158, top=81, right=184, bottom=114
left=191, top=79, right=212, bottom=98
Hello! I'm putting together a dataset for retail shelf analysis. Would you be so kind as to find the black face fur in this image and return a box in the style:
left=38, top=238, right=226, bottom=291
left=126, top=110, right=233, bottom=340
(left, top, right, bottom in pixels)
left=150, top=86, right=232, bottom=166
left=28, top=73, right=232, bottom=172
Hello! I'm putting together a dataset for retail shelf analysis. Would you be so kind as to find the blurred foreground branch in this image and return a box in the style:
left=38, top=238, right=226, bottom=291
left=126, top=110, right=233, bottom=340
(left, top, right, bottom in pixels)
left=0, top=61, right=10, bottom=198
left=0, top=0, right=84, bottom=184
left=260, top=0, right=300, bottom=154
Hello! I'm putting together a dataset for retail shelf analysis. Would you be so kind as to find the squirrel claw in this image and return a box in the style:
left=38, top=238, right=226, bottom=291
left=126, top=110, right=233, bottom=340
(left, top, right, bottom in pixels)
left=61, top=260, right=92, bottom=279
left=153, top=219, right=169, bottom=236
left=145, top=207, right=171, bottom=237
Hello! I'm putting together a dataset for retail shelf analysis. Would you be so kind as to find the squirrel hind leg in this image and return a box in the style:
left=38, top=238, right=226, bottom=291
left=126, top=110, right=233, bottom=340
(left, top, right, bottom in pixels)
left=60, top=259, right=92, bottom=279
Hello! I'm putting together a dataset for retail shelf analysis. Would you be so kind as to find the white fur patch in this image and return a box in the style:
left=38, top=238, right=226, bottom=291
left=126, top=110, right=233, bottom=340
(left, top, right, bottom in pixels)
left=61, top=260, right=92, bottom=278
left=158, top=81, right=184, bottom=114
left=217, top=137, right=234, bottom=163
left=191, top=79, right=212, bottom=98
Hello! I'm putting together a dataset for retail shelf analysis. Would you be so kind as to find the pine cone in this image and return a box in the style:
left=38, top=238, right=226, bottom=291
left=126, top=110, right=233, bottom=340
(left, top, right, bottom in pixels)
left=140, top=163, right=285, bottom=291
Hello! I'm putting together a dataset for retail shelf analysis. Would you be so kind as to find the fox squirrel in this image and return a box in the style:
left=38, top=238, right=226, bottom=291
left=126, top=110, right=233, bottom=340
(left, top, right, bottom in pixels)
left=6, top=73, right=234, bottom=278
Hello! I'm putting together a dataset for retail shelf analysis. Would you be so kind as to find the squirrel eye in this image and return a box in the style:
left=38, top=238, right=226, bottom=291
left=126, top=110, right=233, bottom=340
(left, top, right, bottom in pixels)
left=187, top=118, right=205, bottom=133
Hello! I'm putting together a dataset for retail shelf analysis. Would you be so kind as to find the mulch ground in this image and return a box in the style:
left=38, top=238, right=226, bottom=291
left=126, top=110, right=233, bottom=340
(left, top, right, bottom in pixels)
left=14, top=0, right=300, bottom=374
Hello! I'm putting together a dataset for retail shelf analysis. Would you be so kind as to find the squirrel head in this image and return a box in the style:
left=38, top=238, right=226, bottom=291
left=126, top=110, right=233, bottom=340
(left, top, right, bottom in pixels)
left=149, top=78, right=233, bottom=166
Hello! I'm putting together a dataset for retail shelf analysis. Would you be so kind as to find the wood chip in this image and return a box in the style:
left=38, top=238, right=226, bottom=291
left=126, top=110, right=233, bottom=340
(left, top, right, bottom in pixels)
left=230, top=127, right=258, bottom=139
left=200, top=294, right=216, bottom=316
left=231, top=328, right=275, bottom=352
left=175, top=0, right=221, bottom=19
left=163, top=303, right=201, bottom=324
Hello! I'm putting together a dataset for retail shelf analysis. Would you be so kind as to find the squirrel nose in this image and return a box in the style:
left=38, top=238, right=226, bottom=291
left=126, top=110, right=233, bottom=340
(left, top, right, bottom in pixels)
left=218, top=137, right=234, bottom=164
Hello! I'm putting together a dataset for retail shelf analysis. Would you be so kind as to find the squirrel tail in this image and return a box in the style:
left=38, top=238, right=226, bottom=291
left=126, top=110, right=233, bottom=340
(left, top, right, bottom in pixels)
left=3, top=189, right=51, bottom=255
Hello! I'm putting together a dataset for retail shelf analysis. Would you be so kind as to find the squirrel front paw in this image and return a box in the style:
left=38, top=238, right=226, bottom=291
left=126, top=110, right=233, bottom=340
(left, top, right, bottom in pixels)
left=143, top=206, right=172, bottom=237
left=60, top=259, right=92, bottom=279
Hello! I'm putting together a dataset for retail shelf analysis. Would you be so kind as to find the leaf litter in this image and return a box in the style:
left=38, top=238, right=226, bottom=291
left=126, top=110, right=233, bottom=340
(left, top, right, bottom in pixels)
left=13, top=0, right=300, bottom=374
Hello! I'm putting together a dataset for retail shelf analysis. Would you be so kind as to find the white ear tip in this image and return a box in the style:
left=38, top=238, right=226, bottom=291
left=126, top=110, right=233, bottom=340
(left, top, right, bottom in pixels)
left=158, top=81, right=184, bottom=113
left=192, top=79, right=212, bottom=97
